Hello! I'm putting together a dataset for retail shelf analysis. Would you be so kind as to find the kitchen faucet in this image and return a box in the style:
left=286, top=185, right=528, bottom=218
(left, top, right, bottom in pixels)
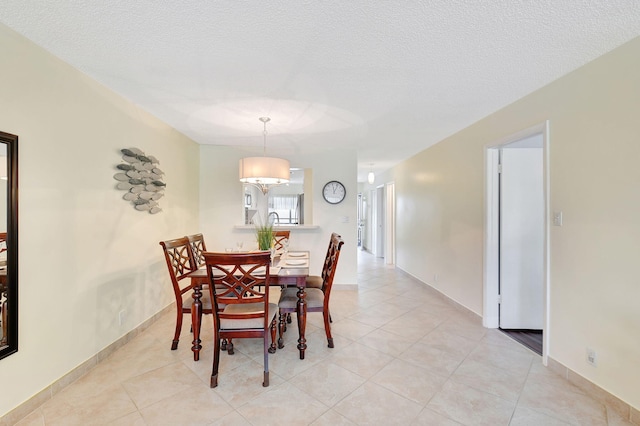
left=268, top=211, right=280, bottom=225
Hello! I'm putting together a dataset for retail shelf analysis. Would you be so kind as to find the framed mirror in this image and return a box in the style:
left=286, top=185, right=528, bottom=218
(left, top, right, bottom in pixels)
left=0, top=131, right=18, bottom=360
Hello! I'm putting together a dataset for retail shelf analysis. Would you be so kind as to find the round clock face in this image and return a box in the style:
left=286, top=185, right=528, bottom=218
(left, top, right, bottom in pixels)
left=322, top=180, right=346, bottom=204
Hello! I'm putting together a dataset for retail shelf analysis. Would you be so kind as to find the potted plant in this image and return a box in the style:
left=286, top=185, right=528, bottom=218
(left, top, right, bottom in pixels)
left=254, top=217, right=274, bottom=251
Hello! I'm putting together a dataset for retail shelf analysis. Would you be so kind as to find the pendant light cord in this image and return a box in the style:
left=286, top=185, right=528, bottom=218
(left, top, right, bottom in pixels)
left=260, top=117, right=270, bottom=157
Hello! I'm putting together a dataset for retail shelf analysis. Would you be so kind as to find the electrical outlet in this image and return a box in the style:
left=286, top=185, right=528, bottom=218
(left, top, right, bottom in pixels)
left=433, top=274, right=438, bottom=283
left=586, top=347, right=597, bottom=367
left=118, top=310, right=126, bottom=326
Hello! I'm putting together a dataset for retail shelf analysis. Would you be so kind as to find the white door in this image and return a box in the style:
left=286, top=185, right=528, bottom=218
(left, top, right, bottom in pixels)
left=499, top=147, right=544, bottom=329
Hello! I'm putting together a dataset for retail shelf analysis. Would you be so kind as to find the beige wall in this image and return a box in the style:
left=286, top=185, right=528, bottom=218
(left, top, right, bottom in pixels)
left=0, top=24, right=200, bottom=416
left=381, top=36, right=640, bottom=409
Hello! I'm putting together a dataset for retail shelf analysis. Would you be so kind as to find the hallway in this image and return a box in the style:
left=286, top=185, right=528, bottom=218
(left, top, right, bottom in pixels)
left=10, top=251, right=626, bottom=425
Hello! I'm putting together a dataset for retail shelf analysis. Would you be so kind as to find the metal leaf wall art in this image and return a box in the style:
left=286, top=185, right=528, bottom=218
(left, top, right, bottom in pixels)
left=114, top=148, right=165, bottom=214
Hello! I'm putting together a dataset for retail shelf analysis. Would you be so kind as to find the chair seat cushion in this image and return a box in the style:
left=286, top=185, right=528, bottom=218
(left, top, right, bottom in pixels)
left=278, top=287, right=324, bottom=309
left=182, top=291, right=213, bottom=311
left=305, top=275, right=323, bottom=289
left=220, top=302, right=278, bottom=330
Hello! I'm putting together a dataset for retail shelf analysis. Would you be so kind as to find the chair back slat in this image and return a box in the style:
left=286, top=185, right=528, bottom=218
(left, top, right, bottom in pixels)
left=272, top=230, right=290, bottom=253
left=187, top=233, right=207, bottom=268
left=160, top=237, right=196, bottom=293
left=320, top=233, right=344, bottom=296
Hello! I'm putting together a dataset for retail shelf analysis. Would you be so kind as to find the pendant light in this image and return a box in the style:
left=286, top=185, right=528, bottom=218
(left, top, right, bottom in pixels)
left=367, top=164, right=375, bottom=184
left=239, top=117, right=290, bottom=194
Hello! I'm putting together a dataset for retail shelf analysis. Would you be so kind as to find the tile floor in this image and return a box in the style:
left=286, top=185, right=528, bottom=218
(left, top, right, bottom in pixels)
left=15, top=251, right=631, bottom=425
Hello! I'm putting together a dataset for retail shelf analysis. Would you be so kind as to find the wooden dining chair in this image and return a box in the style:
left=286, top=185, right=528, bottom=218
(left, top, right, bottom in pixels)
left=204, top=251, right=277, bottom=387
left=159, top=237, right=213, bottom=351
left=272, top=230, right=290, bottom=254
left=278, top=233, right=344, bottom=349
left=286, top=232, right=337, bottom=325
left=0, top=232, right=7, bottom=256
left=305, top=232, right=334, bottom=290
left=186, top=233, right=207, bottom=268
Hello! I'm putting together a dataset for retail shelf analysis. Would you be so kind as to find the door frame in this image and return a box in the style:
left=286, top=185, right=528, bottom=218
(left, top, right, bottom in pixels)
left=483, top=121, right=551, bottom=364
left=375, top=185, right=385, bottom=257
left=384, top=182, right=396, bottom=265
left=366, top=188, right=377, bottom=254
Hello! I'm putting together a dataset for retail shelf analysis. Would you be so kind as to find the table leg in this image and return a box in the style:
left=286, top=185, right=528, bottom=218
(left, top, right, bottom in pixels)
left=296, top=285, right=307, bottom=359
left=191, top=284, right=203, bottom=361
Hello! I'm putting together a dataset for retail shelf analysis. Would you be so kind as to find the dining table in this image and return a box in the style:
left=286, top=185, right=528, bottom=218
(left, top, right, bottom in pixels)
left=186, top=251, right=310, bottom=361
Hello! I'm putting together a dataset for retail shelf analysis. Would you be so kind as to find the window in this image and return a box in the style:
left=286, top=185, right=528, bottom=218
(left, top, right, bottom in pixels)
left=268, top=194, right=300, bottom=225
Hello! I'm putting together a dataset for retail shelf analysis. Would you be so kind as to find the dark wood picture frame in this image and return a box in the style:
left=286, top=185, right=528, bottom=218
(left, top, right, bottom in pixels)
left=0, top=131, right=18, bottom=360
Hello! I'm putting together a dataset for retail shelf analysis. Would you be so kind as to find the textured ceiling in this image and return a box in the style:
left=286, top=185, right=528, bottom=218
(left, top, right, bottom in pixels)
left=2, top=1, right=640, bottom=181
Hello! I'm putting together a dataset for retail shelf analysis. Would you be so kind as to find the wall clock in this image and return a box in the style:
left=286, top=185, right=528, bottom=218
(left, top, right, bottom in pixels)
left=322, top=180, right=346, bottom=204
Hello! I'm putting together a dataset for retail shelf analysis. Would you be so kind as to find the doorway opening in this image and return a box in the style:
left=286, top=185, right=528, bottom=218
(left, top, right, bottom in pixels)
left=484, top=122, right=550, bottom=362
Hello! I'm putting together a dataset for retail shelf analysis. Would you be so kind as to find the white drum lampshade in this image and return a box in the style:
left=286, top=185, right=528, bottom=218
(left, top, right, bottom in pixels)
left=239, top=117, right=290, bottom=194
left=239, top=157, right=290, bottom=185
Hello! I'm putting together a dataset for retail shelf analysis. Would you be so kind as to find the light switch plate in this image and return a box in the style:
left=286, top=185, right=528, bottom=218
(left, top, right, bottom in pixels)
left=553, top=211, right=563, bottom=226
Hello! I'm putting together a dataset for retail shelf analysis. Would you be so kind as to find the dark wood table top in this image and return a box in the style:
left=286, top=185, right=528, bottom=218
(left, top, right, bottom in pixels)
left=186, top=265, right=308, bottom=280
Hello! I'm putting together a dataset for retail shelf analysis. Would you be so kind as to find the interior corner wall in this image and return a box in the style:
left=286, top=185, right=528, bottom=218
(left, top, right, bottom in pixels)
left=384, top=36, right=640, bottom=409
left=198, top=145, right=358, bottom=287
left=0, top=24, right=200, bottom=416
